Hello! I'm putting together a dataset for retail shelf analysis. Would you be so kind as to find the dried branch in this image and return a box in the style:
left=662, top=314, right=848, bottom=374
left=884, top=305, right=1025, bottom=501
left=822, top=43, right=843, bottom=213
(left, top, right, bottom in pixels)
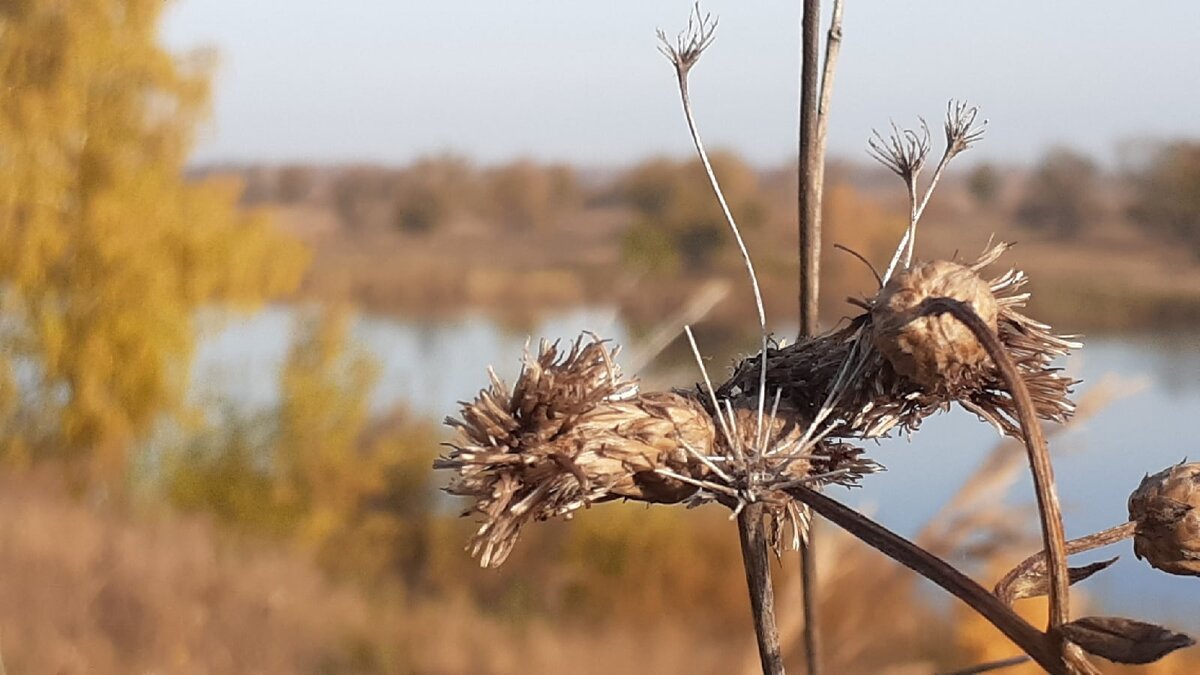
left=995, top=521, right=1136, bottom=605
left=781, top=483, right=1069, bottom=674
left=874, top=101, right=986, bottom=282
left=740, top=504, right=786, bottom=675
left=916, top=297, right=1073, bottom=661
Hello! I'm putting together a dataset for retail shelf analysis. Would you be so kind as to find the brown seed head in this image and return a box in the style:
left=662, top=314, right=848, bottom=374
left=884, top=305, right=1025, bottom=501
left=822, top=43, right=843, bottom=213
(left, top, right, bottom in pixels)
left=1128, top=462, right=1200, bottom=577
left=871, top=260, right=999, bottom=391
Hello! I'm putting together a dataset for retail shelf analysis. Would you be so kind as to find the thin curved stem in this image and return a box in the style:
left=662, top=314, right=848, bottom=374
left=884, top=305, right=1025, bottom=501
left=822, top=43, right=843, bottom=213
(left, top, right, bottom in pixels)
left=916, top=298, right=1072, bottom=652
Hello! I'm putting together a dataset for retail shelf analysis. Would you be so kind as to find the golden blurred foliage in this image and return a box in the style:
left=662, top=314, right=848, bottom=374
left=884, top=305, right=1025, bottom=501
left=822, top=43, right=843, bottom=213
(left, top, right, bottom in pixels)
left=0, top=0, right=308, bottom=480
left=168, top=310, right=440, bottom=584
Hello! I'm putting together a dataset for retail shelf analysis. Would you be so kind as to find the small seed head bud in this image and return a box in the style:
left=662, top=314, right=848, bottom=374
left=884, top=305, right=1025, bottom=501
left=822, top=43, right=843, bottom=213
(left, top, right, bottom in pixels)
left=1128, top=462, right=1200, bottom=577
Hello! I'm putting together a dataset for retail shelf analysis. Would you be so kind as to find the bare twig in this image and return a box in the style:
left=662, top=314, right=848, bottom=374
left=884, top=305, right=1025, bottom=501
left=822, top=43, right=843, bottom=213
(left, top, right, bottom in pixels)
left=798, top=0, right=822, bottom=338
left=661, top=10, right=781, bottom=671
left=874, top=101, right=986, bottom=282
left=833, top=243, right=882, bottom=288
left=995, top=521, right=1136, bottom=605
left=916, top=297, right=1073, bottom=660
left=740, top=504, right=786, bottom=675
left=780, top=483, right=1068, bottom=674
left=625, top=279, right=730, bottom=373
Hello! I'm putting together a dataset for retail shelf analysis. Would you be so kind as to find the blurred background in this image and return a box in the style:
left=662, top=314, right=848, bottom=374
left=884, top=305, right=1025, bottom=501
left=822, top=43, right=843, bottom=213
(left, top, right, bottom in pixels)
left=1, top=0, right=1199, bottom=672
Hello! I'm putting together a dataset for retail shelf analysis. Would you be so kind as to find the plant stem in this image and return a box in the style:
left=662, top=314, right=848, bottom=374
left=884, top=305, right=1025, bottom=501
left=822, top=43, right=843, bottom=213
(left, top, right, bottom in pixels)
left=663, top=17, right=782, bottom=672
left=798, top=0, right=821, bottom=337
left=798, top=2, right=841, bottom=672
left=739, top=504, right=786, bottom=675
left=995, top=521, right=1136, bottom=605
left=780, top=483, right=1067, bottom=674
left=917, top=298, right=1073, bottom=654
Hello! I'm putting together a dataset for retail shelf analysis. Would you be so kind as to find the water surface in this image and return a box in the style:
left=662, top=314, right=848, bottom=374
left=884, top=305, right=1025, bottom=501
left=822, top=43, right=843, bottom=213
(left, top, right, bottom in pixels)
left=193, top=308, right=1200, bottom=628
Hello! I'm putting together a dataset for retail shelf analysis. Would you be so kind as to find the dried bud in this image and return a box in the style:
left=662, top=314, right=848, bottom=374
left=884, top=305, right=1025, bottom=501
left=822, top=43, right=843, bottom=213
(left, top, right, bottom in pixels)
left=871, top=260, right=999, bottom=391
left=1128, top=462, right=1200, bottom=576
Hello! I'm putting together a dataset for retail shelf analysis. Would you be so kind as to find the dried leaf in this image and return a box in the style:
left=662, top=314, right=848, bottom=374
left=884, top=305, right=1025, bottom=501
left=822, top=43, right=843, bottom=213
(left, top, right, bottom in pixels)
left=997, top=556, right=1119, bottom=604
left=1062, top=616, right=1196, bottom=664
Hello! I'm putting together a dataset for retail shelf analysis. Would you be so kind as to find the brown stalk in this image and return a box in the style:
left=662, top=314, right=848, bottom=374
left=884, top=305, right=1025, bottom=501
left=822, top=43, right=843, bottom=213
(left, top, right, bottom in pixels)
left=798, top=0, right=821, bottom=338
left=740, top=505, right=786, bottom=675
left=916, top=298, right=1072, bottom=654
left=660, top=9, right=781, bottom=672
left=780, top=483, right=1067, bottom=674
left=995, top=521, right=1136, bottom=605
left=798, top=3, right=842, bottom=672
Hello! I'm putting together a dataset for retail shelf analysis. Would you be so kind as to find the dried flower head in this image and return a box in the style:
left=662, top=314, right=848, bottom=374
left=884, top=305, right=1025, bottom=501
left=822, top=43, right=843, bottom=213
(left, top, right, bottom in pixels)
left=656, top=3, right=717, bottom=77
left=437, top=337, right=718, bottom=567
left=872, top=259, right=999, bottom=391
left=719, top=242, right=1077, bottom=442
left=944, top=99, right=987, bottom=159
left=868, top=120, right=931, bottom=187
left=1128, top=462, right=1200, bottom=576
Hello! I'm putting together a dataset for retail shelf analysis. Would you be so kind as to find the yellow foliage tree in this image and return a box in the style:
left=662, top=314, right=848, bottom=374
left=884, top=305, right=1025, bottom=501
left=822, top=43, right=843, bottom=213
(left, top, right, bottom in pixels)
left=169, top=310, right=439, bottom=584
left=0, top=0, right=308, bottom=477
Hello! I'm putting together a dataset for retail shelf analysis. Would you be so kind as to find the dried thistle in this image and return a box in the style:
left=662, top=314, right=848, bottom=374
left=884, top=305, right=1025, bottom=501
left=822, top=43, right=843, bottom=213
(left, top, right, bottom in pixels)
left=1129, top=461, right=1200, bottom=576
left=871, top=259, right=999, bottom=391
left=720, top=242, right=1077, bottom=443
left=437, top=337, right=715, bottom=567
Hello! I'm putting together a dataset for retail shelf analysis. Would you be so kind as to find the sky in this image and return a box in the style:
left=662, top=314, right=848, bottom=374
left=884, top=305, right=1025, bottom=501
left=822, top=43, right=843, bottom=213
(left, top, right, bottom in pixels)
left=162, top=1, right=1200, bottom=168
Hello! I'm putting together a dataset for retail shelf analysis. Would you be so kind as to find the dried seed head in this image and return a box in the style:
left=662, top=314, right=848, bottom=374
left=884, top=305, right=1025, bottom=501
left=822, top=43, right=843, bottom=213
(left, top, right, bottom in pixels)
left=436, top=337, right=719, bottom=567
left=1128, top=462, right=1200, bottom=577
left=871, top=260, right=1000, bottom=391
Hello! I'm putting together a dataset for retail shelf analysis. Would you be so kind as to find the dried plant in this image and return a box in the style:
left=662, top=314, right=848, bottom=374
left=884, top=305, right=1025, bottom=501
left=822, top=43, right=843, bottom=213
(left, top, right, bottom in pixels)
left=434, top=5, right=1197, bottom=674
left=1129, top=461, right=1200, bottom=576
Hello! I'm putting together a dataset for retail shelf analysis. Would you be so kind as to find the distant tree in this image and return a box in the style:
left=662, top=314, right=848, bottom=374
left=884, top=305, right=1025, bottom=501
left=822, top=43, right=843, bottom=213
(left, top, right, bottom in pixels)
left=168, top=310, right=439, bottom=583
left=618, top=153, right=766, bottom=273
left=1128, top=141, right=1200, bottom=255
left=1015, top=148, right=1099, bottom=239
left=966, top=162, right=1001, bottom=208
left=482, top=160, right=579, bottom=230
left=0, top=0, right=308, bottom=479
left=392, top=184, right=443, bottom=234
left=332, top=167, right=387, bottom=229
left=389, top=154, right=478, bottom=234
left=239, top=166, right=277, bottom=205
left=277, top=165, right=316, bottom=204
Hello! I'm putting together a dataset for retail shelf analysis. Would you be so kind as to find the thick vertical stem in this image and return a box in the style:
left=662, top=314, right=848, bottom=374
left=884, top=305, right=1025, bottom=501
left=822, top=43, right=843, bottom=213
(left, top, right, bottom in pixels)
left=797, top=2, right=833, bottom=673
left=739, top=504, right=786, bottom=675
left=798, top=0, right=822, bottom=337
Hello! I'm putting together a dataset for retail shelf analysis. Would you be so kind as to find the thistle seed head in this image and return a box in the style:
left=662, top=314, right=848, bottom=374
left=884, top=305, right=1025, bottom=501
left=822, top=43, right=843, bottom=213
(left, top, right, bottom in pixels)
left=1129, top=462, right=1200, bottom=577
left=871, top=260, right=1000, bottom=391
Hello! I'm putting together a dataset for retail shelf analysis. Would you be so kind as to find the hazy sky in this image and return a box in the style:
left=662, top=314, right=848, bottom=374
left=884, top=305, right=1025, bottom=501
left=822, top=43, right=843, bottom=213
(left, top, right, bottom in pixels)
left=162, top=1, right=1200, bottom=167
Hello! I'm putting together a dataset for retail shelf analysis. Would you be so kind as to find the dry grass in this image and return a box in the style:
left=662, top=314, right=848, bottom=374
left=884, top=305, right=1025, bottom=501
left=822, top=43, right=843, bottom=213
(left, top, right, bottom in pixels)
left=0, top=470, right=393, bottom=674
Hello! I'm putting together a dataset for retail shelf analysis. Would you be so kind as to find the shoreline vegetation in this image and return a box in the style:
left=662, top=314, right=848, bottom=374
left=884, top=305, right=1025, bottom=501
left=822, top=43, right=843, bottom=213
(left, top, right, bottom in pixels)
left=205, top=151, right=1200, bottom=338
